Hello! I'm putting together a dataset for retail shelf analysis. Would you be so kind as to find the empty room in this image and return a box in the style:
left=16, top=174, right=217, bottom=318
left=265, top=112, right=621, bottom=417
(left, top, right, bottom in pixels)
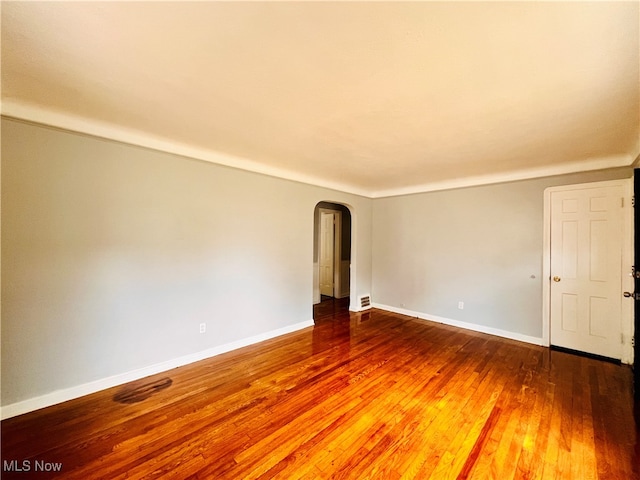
left=1, top=2, right=639, bottom=479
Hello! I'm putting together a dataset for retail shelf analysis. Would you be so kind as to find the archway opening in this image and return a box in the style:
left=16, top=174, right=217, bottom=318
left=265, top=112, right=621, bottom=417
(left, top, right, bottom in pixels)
left=313, top=201, right=352, bottom=322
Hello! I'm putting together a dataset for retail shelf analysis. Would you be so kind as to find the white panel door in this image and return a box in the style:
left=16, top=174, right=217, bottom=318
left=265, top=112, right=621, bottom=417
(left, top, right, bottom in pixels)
left=319, top=212, right=335, bottom=297
left=550, top=184, right=624, bottom=359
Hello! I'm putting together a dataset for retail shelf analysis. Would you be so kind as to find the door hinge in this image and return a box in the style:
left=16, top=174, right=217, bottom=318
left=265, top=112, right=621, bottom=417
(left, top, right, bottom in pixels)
left=632, top=196, right=635, bottom=207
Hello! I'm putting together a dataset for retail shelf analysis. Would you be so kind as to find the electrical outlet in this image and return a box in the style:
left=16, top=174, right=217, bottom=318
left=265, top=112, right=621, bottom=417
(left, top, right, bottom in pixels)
left=458, top=301, right=464, bottom=310
left=199, top=323, right=206, bottom=334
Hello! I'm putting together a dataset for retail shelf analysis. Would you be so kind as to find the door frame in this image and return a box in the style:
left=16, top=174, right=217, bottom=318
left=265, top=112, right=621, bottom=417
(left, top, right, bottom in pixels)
left=318, top=207, right=342, bottom=299
left=542, top=178, right=634, bottom=363
left=634, top=169, right=640, bottom=398
left=318, top=207, right=342, bottom=298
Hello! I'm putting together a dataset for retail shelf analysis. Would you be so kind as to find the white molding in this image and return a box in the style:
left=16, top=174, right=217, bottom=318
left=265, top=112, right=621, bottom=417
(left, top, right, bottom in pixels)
left=1, top=101, right=370, bottom=198
left=542, top=178, right=634, bottom=364
left=542, top=190, right=551, bottom=348
left=372, top=303, right=545, bottom=346
left=2, top=101, right=636, bottom=199
left=0, top=320, right=314, bottom=420
left=370, top=155, right=633, bottom=198
left=346, top=205, right=358, bottom=313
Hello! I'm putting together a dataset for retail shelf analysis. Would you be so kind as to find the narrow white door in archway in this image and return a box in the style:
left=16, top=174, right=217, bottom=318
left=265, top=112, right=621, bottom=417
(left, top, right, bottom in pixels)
left=319, top=212, right=335, bottom=297
left=550, top=184, right=624, bottom=359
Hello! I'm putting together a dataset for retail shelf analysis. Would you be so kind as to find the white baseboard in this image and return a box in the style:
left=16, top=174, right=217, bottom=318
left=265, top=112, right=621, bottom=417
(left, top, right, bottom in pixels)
left=349, top=301, right=372, bottom=313
left=1, top=319, right=314, bottom=420
left=372, top=303, right=544, bottom=346
left=349, top=305, right=371, bottom=312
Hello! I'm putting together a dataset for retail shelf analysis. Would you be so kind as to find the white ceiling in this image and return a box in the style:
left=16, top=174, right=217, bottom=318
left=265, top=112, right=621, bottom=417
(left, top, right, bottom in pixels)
left=2, top=1, right=639, bottom=197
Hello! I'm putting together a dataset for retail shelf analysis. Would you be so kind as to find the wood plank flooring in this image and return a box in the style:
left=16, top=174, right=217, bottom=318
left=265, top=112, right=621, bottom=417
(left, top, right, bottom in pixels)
left=2, top=306, right=638, bottom=479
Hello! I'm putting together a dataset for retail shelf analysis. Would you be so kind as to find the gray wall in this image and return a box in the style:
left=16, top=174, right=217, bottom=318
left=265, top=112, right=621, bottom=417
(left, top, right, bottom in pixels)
left=1, top=118, right=372, bottom=407
left=2, top=115, right=631, bottom=410
left=372, top=168, right=632, bottom=339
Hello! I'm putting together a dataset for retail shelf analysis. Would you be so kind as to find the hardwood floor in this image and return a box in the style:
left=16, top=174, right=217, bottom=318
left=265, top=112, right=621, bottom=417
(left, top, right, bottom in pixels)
left=2, top=307, right=638, bottom=479
left=313, top=295, right=350, bottom=322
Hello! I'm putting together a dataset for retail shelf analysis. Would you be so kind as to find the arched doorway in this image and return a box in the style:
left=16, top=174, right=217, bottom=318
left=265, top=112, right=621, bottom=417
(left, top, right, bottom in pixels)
left=313, top=202, right=352, bottom=321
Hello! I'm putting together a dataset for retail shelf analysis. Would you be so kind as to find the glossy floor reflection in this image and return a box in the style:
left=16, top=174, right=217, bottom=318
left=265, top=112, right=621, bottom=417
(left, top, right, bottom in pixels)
left=313, top=295, right=350, bottom=323
left=2, top=308, right=638, bottom=479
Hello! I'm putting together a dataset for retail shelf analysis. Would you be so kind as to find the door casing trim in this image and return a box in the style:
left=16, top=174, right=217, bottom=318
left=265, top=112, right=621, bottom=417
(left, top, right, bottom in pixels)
left=318, top=207, right=343, bottom=299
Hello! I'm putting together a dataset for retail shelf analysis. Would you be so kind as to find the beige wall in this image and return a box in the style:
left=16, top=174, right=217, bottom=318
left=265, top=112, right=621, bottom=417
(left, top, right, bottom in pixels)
left=1, top=118, right=372, bottom=410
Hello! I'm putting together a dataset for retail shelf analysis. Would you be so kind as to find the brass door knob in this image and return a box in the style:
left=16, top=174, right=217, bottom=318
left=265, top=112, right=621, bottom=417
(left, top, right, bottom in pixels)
left=553, top=276, right=561, bottom=282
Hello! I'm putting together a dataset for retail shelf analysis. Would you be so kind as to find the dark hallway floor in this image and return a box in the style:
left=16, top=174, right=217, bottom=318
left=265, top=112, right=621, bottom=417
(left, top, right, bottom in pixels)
left=313, top=295, right=350, bottom=323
